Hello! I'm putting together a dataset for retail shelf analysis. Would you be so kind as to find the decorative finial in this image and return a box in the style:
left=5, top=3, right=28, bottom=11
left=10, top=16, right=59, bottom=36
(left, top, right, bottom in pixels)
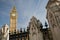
left=45, top=21, right=48, bottom=28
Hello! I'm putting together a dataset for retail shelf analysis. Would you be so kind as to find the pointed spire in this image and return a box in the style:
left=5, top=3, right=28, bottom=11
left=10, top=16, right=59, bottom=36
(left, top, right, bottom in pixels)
left=31, top=16, right=36, bottom=19
left=13, top=6, right=16, bottom=10
left=30, top=16, right=37, bottom=21
left=11, top=6, right=16, bottom=12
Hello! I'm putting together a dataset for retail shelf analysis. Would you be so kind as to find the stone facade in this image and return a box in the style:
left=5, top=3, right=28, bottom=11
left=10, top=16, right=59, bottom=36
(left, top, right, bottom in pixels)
left=28, top=16, right=43, bottom=40
left=2, top=24, right=9, bottom=40
left=46, top=0, right=60, bottom=40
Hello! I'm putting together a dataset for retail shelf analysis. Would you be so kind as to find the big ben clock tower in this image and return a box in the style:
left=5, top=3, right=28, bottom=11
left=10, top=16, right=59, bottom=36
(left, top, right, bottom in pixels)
left=10, top=6, right=17, bottom=33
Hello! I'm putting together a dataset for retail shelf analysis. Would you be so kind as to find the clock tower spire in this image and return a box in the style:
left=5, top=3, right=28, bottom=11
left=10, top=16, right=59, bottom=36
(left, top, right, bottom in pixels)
left=10, top=6, right=17, bottom=33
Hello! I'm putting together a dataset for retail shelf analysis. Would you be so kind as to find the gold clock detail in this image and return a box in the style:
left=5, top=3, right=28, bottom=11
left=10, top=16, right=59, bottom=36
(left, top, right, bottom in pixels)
left=10, top=6, right=17, bottom=33
left=12, top=13, right=16, bottom=16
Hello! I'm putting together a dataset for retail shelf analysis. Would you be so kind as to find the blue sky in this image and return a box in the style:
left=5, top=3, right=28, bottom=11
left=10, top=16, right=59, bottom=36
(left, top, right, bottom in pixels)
left=0, top=0, right=48, bottom=29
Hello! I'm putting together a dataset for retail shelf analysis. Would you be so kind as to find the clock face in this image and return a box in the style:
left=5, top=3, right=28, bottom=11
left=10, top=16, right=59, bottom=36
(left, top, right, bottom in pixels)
left=12, top=13, right=16, bottom=16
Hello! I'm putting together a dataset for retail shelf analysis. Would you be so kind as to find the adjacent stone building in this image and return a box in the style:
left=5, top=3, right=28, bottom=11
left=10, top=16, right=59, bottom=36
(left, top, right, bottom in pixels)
left=2, top=24, right=9, bottom=40
left=46, top=0, right=60, bottom=40
left=28, top=16, right=43, bottom=40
